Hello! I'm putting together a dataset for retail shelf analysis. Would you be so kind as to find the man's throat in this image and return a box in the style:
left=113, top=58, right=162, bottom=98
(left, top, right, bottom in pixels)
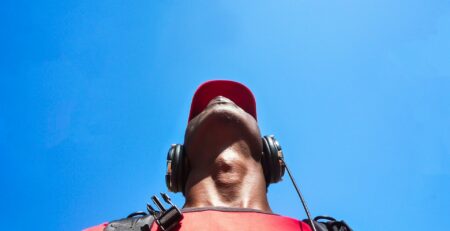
left=200, top=150, right=264, bottom=207
left=184, top=144, right=271, bottom=212
left=211, top=150, right=248, bottom=189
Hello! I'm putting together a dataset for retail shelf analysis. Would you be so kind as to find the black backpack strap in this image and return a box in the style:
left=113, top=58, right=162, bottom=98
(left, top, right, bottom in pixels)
left=104, top=214, right=155, bottom=231
left=104, top=193, right=183, bottom=231
left=303, top=216, right=353, bottom=231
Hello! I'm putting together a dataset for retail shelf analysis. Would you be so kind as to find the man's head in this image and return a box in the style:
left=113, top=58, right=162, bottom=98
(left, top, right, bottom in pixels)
left=184, top=80, right=263, bottom=168
left=166, top=80, right=284, bottom=209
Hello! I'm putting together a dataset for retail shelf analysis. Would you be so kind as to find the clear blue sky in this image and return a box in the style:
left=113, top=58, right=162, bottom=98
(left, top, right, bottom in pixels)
left=1, top=0, right=449, bottom=230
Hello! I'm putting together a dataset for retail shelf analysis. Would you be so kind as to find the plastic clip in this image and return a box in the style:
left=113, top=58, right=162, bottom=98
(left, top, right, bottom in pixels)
left=148, top=193, right=183, bottom=231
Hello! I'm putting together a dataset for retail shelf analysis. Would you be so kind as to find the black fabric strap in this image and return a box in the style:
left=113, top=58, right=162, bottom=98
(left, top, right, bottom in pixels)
left=303, top=217, right=353, bottom=231
left=104, top=214, right=155, bottom=231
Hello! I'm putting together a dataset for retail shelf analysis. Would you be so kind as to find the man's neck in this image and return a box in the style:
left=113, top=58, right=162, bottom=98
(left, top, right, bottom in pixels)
left=183, top=144, right=271, bottom=212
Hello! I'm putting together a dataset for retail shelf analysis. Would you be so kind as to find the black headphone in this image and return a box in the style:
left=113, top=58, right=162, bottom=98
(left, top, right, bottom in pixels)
left=165, top=135, right=286, bottom=193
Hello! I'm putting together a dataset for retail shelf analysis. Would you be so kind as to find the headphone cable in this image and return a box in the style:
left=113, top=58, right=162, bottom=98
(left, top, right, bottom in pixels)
left=282, top=159, right=317, bottom=231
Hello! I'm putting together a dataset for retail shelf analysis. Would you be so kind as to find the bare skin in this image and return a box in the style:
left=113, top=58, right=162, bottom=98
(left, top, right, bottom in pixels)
left=182, top=96, right=272, bottom=213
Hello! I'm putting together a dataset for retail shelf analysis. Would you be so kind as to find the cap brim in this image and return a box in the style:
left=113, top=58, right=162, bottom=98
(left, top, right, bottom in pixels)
left=188, top=80, right=257, bottom=122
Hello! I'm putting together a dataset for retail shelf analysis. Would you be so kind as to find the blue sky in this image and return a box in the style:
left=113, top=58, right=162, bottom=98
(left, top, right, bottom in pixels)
left=1, top=0, right=449, bottom=230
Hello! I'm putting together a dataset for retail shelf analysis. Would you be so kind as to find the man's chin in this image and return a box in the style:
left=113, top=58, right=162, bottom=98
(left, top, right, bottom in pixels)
left=185, top=104, right=262, bottom=162
left=187, top=104, right=259, bottom=138
left=200, top=104, right=249, bottom=125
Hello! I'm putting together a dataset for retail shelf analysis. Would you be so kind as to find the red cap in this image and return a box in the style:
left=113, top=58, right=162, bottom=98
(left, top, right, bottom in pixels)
left=188, top=80, right=257, bottom=122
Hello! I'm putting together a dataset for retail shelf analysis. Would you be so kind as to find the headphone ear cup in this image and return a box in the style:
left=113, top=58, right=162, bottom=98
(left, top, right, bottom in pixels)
left=165, top=144, right=186, bottom=193
left=262, top=135, right=285, bottom=184
left=261, top=137, right=273, bottom=185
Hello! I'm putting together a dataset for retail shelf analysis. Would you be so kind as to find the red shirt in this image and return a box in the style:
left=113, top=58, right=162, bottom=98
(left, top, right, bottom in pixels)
left=84, top=207, right=311, bottom=231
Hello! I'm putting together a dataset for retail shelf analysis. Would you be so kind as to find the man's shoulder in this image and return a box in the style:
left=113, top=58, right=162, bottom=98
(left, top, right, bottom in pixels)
left=83, top=223, right=107, bottom=231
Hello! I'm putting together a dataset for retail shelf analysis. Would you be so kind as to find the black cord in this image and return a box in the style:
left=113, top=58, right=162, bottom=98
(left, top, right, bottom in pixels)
left=282, top=159, right=317, bottom=231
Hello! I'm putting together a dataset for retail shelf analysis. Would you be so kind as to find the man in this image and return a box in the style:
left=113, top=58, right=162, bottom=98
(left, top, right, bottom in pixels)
left=85, top=80, right=312, bottom=231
